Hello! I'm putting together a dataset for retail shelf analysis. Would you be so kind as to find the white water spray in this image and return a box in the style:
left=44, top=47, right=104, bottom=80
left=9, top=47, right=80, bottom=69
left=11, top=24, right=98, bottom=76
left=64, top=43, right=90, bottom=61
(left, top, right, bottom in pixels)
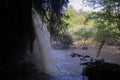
left=31, top=8, right=55, bottom=74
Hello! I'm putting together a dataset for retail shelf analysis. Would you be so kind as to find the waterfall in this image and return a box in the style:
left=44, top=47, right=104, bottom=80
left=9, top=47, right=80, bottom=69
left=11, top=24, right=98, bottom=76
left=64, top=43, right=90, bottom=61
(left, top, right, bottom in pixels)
left=26, top=8, right=55, bottom=74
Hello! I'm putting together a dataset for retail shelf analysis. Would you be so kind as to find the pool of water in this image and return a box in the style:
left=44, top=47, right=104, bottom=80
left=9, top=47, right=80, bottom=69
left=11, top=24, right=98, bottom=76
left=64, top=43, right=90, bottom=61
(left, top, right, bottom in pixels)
left=43, top=73, right=88, bottom=80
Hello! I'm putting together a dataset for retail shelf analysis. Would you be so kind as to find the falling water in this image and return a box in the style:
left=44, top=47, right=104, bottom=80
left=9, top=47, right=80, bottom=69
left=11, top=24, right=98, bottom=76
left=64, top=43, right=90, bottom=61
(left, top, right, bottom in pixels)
left=31, top=8, right=56, bottom=74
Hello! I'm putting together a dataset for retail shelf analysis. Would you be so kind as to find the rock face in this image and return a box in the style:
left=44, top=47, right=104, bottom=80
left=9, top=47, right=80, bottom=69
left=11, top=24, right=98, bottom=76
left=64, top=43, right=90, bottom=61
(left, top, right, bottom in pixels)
left=0, top=0, right=34, bottom=79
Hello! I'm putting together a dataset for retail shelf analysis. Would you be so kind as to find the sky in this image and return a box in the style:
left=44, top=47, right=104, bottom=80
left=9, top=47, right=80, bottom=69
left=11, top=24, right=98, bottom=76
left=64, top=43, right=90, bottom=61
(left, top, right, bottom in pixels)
left=68, top=0, right=101, bottom=12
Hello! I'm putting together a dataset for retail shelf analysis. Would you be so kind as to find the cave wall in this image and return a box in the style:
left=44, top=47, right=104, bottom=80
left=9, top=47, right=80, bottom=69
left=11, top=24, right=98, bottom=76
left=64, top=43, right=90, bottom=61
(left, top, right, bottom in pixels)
left=0, top=0, right=34, bottom=78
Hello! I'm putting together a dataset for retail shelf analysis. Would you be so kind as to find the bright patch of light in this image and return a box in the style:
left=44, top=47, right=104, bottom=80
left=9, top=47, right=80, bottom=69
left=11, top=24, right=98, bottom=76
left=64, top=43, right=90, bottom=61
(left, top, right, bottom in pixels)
left=68, top=0, right=102, bottom=12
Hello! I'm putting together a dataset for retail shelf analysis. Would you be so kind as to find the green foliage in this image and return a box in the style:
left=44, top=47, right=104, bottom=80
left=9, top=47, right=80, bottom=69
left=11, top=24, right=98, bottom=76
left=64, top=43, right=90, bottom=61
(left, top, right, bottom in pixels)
left=70, top=27, right=94, bottom=41
left=33, top=0, right=69, bottom=39
left=84, top=0, right=120, bottom=42
left=64, top=6, right=95, bottom=45
left=64, top=6, right=93, bottom=28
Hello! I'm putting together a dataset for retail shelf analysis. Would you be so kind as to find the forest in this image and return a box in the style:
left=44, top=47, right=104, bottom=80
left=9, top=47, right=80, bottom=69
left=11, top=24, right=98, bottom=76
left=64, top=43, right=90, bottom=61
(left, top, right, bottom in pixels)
left=63, top=1, right=120, bottom=47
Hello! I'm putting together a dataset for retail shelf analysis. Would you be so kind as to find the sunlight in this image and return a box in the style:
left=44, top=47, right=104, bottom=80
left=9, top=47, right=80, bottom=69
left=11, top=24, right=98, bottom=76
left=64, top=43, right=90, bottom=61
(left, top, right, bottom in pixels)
left=68, top=0, right=94, bottom=12
left=68, top=0, right=102, bottom=12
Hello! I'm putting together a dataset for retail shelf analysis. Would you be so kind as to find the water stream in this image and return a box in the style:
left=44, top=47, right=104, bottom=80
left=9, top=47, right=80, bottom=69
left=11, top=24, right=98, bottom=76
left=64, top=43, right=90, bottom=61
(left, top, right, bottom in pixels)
left=32, top=8, right=56, bottom=73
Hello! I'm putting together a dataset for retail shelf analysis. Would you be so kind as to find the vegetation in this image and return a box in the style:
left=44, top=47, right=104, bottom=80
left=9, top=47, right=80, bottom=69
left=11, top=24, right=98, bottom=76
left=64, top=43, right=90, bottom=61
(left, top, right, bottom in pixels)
left=65, top=1, right=120, bottom=79
left=84, top=0, right=120, bottom=42
left=64, top=6, right=93, bottom=28
left=82, top=60, right=120, bottom=80
left=63, top=0, right=120, bottom=49
left=80, top=0, right=120, bottom=80
left=33, top=0, right=70, bottom=41
left=63, top=6, right=95, bottom=48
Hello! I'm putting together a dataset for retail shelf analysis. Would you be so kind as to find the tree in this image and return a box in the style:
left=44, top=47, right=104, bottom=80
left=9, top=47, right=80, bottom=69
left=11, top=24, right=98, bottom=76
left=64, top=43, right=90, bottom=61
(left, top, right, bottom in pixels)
left=33, top=0, right=69, bottom=38
left=71, top=27, right=94, bottom=48
left=84, top=0, right=120, bottom=42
